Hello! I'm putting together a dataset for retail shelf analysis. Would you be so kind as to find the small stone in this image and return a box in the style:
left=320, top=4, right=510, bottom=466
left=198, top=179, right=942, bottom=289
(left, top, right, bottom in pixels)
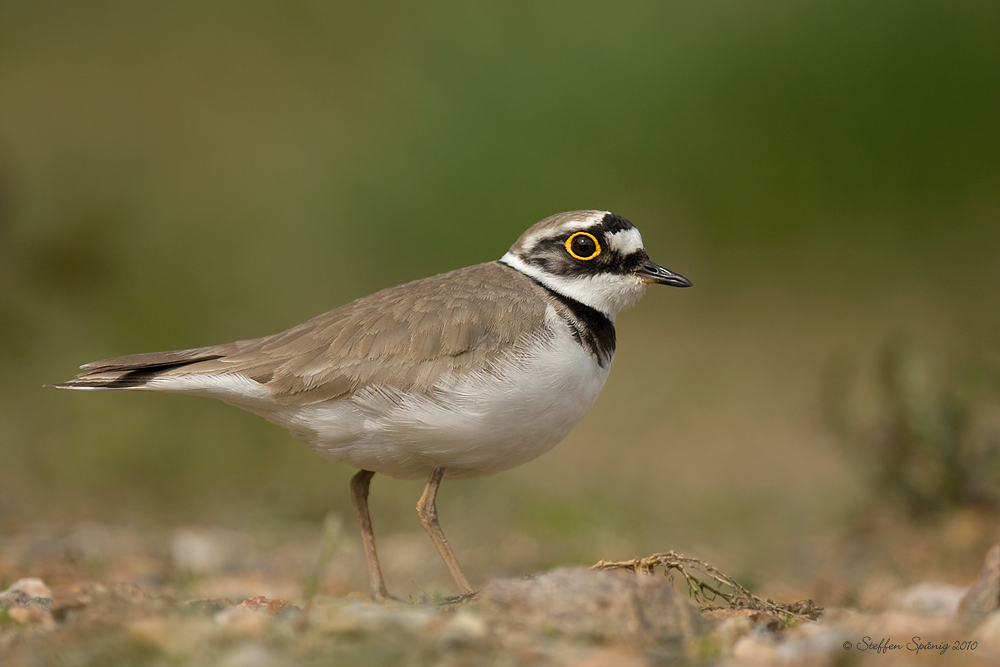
left=482, top=567, right=707, bottom=653
left=973, top=609, right=1000, bottom=652
left=436, top=610, right=488, bottom=648
left=3, top=578, right=52, bottom=600
left=7, top=606, right=55, bottom=628
left=350, top=600, right=437, bottom=634
left=773, top=623, right=847, bottom=663
left=0, top=578, right=54, bottom=616
left=184, top=598, right=236, bottom=616
left=306, top=596, right=363, bottom=634
left=888, top=581, right=968, bottom=617
left=127, top=617, right=214, bottom=657
left=237, top=596, right=300, bottom=615
left=0, top=590, right=34, bottom=609
left=214, top=606, right=273, bottom=636
left=959, top=544, right=1000, bottom=624
left=218, top=643, right=283, bottom=667
left=112, top=581, right=153, bottom=603
left=730, top=632, right=777, bottom=663
left=572, top=646, right=651, bottom=667
left=171, top=528, right=231, bottom=574
left=706, top=609, right=757, bottom=651
left=870, top=610, right=957, bottom=639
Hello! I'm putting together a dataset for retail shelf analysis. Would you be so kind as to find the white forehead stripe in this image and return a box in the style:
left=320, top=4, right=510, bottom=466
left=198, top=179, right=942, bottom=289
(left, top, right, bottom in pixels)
left=606, top=227, right=644, bottom=255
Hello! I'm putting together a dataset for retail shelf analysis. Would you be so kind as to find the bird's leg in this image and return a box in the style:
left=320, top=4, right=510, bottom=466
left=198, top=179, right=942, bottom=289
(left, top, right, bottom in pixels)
left=349, top=469, right=391, bottom=601
left=416, top=467, right=473, bottom=595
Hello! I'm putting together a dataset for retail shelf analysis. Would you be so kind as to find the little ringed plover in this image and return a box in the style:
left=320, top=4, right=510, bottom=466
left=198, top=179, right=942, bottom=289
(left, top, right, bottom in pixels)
left=53, top=210, right=691, bottom=600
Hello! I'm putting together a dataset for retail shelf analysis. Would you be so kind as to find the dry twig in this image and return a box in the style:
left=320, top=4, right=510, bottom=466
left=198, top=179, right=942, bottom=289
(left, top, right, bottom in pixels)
left=593, top=551, right=823, bottom=622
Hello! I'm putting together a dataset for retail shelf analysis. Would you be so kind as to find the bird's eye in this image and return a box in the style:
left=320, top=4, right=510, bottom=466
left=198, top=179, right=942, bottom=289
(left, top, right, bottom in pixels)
left=565, top=232, right=601, bottom=261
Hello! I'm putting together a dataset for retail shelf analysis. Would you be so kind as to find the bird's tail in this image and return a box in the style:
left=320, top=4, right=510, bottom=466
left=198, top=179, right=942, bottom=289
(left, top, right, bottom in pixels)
left=49, top=346, right=234, bottom=390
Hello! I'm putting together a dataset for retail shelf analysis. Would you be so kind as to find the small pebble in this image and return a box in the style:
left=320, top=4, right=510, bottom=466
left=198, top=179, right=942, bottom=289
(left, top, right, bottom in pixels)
left=3, top=578, right=52, bottom=600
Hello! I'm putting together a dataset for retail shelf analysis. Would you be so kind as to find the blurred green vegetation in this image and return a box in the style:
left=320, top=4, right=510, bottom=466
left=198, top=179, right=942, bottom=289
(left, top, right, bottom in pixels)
left=1, top=0, right=998, bottom=589
left=825, top=340, right=1000, bottom=517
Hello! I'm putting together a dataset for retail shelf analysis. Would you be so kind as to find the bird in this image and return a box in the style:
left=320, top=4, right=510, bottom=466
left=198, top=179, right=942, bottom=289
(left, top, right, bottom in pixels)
left=52, top=210, right=691, bottom=600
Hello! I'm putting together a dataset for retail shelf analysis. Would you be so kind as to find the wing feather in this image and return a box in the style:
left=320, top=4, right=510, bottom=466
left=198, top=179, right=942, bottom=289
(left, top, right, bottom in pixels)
left=54, top=262, right=553, bottom=406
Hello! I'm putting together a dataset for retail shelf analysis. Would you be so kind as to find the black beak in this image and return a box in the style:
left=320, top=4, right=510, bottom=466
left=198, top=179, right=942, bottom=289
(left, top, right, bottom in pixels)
left=635, top=259, right=692, bottom=288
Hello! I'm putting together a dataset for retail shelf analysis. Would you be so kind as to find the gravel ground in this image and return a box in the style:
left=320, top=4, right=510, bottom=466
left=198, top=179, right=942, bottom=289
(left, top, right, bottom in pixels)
left=3, top=524, right=1000, bottom=666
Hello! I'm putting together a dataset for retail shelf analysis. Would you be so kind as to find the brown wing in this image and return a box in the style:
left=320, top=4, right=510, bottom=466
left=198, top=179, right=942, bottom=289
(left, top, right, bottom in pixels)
left=58, top=262, right=553, bottom=406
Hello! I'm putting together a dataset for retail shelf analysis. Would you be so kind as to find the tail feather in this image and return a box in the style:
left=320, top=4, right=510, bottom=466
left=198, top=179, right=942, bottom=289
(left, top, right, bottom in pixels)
left=50, top=345, right=234, bottom=390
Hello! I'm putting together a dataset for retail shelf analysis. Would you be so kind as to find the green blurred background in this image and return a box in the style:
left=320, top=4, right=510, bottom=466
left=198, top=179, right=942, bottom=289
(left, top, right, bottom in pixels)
left=1, top=0, right=998, bottom=598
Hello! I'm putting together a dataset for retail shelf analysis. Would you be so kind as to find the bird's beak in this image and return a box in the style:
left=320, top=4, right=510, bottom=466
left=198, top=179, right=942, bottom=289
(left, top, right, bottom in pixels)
left=635, top=259, right=692, bottom=287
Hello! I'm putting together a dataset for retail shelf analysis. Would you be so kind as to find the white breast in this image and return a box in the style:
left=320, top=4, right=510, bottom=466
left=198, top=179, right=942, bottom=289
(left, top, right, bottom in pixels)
left=265, top=306, right=612, bottom=480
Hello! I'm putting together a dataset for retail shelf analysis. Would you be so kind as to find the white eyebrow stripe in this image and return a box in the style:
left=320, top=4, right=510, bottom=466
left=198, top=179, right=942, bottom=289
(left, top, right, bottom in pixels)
left=605, top=227, right=644, bottom=255
left=553, top=211, right=608, bottom=234
left=542, top=211, right=610, bottom=242
left=517, top=211, right=610, bottom=253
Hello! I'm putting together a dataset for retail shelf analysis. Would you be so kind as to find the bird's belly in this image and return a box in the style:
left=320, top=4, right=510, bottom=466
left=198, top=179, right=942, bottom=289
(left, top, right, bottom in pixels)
left=279, top=332, right=611, bottom=480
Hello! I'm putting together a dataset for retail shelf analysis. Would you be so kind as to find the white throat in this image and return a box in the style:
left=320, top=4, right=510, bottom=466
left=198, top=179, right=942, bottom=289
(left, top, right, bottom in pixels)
left=499, top=252, right=649, bottom=320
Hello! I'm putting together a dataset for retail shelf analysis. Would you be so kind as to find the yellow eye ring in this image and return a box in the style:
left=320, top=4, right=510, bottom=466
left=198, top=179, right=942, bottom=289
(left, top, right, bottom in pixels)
left=565, top=232, right=601, bottom=261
